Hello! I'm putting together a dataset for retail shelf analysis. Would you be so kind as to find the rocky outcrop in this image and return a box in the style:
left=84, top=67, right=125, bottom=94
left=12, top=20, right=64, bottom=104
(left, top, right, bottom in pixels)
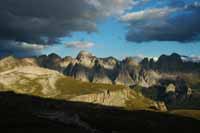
left=37, top=53, right=63, bottom=72
left=157, top=77, right=193, bottom=105
left=92, top=65, right=113, bottom=84
left=70, top=89, right=132, bottom=107
left=60, top=56, right=75, bottom=68
left=115, top=70, right=135, bottom=86
left=97, top=57, right=118, bottom=70
left=156, top=102, right=168, bottom=112
left=139, top=69, right=161, bottom=87
left=166, top=84, right=176, bottom=93
left=69, top=64, right=91, bottom=82
left=76, top=51, right=96, bottom=68
left=0, top=56, right=38, bottom=72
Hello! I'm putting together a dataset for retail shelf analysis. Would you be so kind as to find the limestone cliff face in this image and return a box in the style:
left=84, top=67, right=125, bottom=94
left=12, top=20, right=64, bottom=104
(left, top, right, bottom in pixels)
left=115, top=70, right=135, bottom=86
left=139, top=70, right=161, bottom=87
left=69, top=88, right=167, bottom=111
left=69, top=89, right=134, bottom=107
left=92, top=64, right=113, bottom=84
left=76, top=51, right=96, bottom=68
left=97, top=57, right=118, bottom=70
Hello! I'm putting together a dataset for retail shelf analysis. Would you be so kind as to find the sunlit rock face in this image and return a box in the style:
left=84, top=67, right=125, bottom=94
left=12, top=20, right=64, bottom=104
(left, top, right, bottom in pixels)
left=76, top=51, right=96, bottom=68
left=69, top=89, right=132, bottom=107
left=92, top=65, right=113, bottom=84
left=60, top=56, right=74, bottom=68
left=123, top=57, right=140, bottom=67
left=97, top=57, right=118, bottom=70
left=115, top=69, right=135, bottom=86
left=138, top=69, right=161, bottom=88
left=0, top=56, right=38, bottom=72
left=166, top=84, right=176, bottom=93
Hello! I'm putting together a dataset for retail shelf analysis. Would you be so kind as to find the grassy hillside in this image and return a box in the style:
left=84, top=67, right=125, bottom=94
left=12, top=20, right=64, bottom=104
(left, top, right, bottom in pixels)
left=55, top=77, right=125, bottom=97
left=170, top=109, right=200, bottom=120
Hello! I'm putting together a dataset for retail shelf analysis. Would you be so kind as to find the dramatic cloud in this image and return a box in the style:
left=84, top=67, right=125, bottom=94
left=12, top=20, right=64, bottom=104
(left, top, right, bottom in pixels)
left=0, top=40, right=47, bottom=57
left=121, top=7, right=177, bottom=22
left=65, top=41, right=94, bottom=49
left=181, top=55, right=200, bottom=63
left=122, top=0, right=200, bottom=42
left=0, top=0, right=133, bottom=56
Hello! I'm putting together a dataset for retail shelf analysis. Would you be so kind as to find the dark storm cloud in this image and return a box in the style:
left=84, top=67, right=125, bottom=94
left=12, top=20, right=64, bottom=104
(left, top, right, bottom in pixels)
left=0, top=0, right=98, bottom=45
left=0, top=0, right=132, bottom=56
left=122, top=0, right=200, bottom=42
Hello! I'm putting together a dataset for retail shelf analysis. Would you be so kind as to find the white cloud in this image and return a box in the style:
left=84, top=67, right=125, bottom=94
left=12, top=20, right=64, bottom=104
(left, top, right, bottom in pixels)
left=181, top=56, right=200, bottom=63
left=122, top=1, right=200, bottom=42
left=18, top=42, right=47, bottom=51
left=86, top=0, right=134, bottom=16
left=121, top=7, right=177, bottom=22
left=65, top=41, right=95, bottom=49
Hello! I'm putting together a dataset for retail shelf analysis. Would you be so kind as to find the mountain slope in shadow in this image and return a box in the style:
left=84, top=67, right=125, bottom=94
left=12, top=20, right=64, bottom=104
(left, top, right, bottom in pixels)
left=0, top=91, right=199, bottom=133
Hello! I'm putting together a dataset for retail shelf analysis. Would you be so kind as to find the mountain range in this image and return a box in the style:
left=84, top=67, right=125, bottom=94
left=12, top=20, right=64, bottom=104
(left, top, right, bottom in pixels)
left=0, top=51, right=200, bottom=115
left=35, top=51, right=200, bottom=86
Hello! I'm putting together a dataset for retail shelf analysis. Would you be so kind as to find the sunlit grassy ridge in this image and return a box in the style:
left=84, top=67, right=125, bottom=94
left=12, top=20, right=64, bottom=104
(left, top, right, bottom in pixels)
left=55, top=77, right=157, bottom=110
left=55, top=77, right=125, bottom=96
left=170, top=109, right=200, bottom=120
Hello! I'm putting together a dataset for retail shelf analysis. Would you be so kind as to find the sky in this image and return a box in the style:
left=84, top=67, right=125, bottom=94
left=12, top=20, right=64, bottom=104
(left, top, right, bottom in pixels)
left=0, top=0, right=200, bottom=59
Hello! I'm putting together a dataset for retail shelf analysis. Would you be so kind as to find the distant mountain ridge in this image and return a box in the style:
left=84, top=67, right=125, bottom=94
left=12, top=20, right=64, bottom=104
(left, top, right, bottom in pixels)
left=141, top=53, right=200, bottom=73
left=34, top=51, right=200, bottom=87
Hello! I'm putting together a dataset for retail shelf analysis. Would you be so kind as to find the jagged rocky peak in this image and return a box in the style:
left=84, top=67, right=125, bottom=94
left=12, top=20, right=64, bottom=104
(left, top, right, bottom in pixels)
left=48, top=53, right=62, bottom=61
left=76, top=50, right=93, bottom=59
left=92, top=73, right=113, bottom=84
left=76, top=51, right=96, bottom=68
left=115, top=69, right=135, bottom=86
left=63, top=56, right=73, bottom=61
left=158, top=53, right=183, bottom=64
left=139, top=69, right=161, bottom=87
left=36, top=53, right=64, bottom=72
left=97, top=56, right=118, bottom=70
left=92, top=65, right=113, bottom=84
left=123, top=57, right=139, bottom=67
left=60, top=56, right=76, bottom=68
left=156, top=53, right=183, bottom=72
